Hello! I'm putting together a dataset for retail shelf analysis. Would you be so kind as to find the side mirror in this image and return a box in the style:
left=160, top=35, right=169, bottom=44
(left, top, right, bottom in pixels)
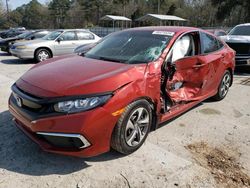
left=74, top=43, right=97, bottom=55
left=30, top=36, right=35, bottom=40
left=56, top=37, right=63, bottom=43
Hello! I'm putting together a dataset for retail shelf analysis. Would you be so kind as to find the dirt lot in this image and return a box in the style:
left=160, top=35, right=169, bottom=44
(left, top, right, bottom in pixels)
left=0, top=51, right=250, bottom=188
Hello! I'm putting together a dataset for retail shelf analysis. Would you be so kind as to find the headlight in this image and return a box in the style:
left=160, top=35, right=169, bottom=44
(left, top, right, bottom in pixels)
left=54, top=95, right=112, bottom=113
left=16, top=45, right=27, bottom=49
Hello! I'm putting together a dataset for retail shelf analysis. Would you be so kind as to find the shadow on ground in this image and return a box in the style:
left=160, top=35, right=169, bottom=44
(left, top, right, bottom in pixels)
left=0, top=52, right=11, bottom=56
left=1, top=58, right=35, bottom=65
left=0, top=52, right=35, bottom=64
left=0, top=110, right=123, bottom=176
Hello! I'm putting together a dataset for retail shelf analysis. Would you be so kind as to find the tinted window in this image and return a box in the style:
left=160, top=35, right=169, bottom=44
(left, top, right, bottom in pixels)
left=217, top=31, right=226, bottom=36
left=34, top=32, right=48, bottom=38
left=201, top=32, right=220, bottom=53
left=60, top=31, right=77, bottom=41
left=18, top=32, right=33, bottom=39
left=229, top=26, right=250, bottom=36
left=77, top=31, right=94, bottom=40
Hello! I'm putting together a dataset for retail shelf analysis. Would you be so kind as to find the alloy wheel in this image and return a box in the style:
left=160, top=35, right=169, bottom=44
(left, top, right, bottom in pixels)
left=38, top=50, right=49, bottom=61
left=125, top=107, right=150, bottom=147
left=220, top=73, right=231, bottom=98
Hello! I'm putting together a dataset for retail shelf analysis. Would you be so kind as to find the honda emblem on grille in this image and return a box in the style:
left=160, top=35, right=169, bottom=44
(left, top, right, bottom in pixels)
left=15, top=96, right=22, bottom=107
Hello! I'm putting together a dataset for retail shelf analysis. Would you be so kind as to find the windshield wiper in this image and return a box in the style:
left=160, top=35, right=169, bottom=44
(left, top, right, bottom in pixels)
left=98, top=56, right=126, bottom=63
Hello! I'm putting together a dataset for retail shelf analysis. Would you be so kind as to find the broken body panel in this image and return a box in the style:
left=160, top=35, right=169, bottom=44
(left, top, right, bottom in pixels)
left=9, top=27, right=235, bottom=157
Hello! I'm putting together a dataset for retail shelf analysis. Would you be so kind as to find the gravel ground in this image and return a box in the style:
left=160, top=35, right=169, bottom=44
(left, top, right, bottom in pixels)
left=0, top=51, right=250, bottom=188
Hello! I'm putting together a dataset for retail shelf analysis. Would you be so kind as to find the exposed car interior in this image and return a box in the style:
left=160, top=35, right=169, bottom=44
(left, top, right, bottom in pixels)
left=161, top=32, right=201, bottom=112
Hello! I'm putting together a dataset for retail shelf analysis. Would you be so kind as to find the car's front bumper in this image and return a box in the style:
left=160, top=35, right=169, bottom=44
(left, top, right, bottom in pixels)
left=9, top=95, right=119, bottom=157
left=0, top=45, right=8, bottom=52
left=10, top=48, right=34, bottom=59
left=235, top=55, right=250, bottom=66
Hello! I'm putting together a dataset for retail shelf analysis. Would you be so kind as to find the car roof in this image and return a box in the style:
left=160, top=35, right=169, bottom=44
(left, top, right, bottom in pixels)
left=53, top=29, right=90, bottom=32
left=235, top=23, right=250, bottom=27
left=124, top=26, right=200, bottom=33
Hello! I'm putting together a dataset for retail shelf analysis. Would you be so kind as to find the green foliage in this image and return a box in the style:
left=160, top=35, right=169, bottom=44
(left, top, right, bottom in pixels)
left=0, top=0, right=249, bottom=29
left=211, top=0, right=250, bottom=25
left=48, top=0, right=72, bottom=28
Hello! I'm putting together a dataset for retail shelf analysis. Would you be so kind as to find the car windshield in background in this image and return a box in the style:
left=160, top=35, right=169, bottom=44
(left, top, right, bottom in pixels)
left=229, top=26, right=250, bottom=36
left=17, top=32, right=32, bottom=39
left=85, top=30, right=172, bottom=64
left=43, top=31, right=62, bottom=40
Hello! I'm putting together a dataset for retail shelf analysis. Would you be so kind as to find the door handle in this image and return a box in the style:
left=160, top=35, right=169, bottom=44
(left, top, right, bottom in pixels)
left=193, top=63, right=205, bottom=68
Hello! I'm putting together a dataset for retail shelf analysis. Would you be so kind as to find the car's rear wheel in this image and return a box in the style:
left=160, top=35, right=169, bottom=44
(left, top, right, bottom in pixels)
left=111, top=99, right=152, bottom=154
left=35, top=48, right=51, bottom=62
left=213, top=70, right=231, bottom=101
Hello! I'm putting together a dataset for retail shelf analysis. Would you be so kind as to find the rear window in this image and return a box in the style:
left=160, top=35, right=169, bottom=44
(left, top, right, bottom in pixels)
left=201, top=32, right=223, bottom=54
left=77, top=31, right=94, bottom=40
left=229, top=26, right=250, bottom=36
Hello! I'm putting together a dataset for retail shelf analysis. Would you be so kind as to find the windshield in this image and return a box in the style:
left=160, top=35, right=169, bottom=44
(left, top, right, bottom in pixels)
left=17, top=32, right=32, bottom=38
left=85, top=30, right=172, bottom=64
left=229, top=26, right=250, bottom=36
left=43, top=31, right=63, bottom=40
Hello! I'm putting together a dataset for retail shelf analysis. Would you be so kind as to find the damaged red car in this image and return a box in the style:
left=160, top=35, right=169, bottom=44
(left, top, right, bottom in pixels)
left=9, top=27, right=235, bottom=157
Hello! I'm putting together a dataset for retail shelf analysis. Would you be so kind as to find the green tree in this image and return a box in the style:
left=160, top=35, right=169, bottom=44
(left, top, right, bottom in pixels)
left=15, top=0, right=49, bottom=29
left=211, top=0, right=250, bottom=25
left=49, top=0, right=71, bottom=28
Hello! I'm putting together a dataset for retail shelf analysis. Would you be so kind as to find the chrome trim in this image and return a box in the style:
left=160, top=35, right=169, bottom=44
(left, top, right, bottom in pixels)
left=36, top=132, right=91, bottom=149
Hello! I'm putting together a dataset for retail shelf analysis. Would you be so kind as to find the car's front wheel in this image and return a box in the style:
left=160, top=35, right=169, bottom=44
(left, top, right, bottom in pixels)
left=35, top=48, right=51, bottom=62
left=111, top=99, right=153, bottom=154
left=213, top=70, right=232, bottom=101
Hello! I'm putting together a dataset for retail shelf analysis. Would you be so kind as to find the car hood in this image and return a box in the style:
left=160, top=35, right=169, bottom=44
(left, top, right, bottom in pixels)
left=13, top=39, right=47, bottom=46
left=12, top=39, right=28, bottom=44
left=0, top=37, right=17, bottom=43
left=220, top=35, right=250, bottom=43
left=16, top=55, right=147, bottom=97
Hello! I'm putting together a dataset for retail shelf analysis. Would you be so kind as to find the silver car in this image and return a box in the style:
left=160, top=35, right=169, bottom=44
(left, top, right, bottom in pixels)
left=10, top=29, right=101, bottom=62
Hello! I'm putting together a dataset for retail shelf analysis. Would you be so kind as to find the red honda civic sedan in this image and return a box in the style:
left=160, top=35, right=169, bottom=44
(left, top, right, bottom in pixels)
left=9, top=27, right=235, bottom=157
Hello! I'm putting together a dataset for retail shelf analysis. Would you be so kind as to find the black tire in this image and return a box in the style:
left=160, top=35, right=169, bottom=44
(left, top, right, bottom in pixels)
left=213, top=70, right=232, bottom=101
left=111, top=99, right=153, bottom=154
left=35, top=48, right=51, bottom=62
left=6, top=47, right=11, bottom=54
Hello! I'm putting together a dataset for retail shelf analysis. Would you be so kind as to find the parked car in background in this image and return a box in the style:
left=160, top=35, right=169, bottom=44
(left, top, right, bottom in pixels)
left=220, top=23, right=250, bottom=66
left=9, top=27, right=235, bottom=157
left=10, top=29, right=101, bottom=62
left=206, top=29, right=227, bottom=37
left=0, top=30, right=50, bottom=53
left=0, top=27, right=26, bottom=39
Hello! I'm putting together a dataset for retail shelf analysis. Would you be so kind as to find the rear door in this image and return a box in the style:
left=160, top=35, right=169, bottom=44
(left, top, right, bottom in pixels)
left=76, top=31, right=96, bottom=46
left=198, top=31, right=226, bottom=95
left=54, top=31, right=78, bottom=55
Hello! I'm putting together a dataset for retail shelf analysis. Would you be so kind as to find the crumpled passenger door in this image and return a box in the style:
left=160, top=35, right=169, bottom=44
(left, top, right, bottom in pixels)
left=167, top=56, right=213, bottom=103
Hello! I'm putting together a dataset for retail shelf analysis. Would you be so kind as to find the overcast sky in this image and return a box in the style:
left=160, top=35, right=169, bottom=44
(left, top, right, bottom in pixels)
left=6, top=0, right=48, bottom=10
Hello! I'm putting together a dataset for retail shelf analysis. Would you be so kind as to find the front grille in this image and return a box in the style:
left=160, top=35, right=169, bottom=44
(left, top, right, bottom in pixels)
left=227, top=42, right=250, bottom=55
left=11, top=93, right=53, bottom=113
left=10, top=84, right=62, bottom=120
